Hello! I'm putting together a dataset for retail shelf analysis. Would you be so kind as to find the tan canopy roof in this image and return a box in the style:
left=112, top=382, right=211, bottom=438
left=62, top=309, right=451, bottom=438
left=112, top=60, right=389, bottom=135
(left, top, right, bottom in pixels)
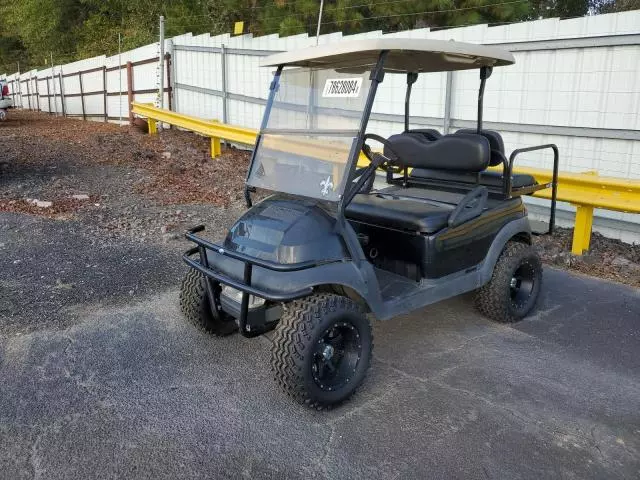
left=261, top=38, right=515, bottom=73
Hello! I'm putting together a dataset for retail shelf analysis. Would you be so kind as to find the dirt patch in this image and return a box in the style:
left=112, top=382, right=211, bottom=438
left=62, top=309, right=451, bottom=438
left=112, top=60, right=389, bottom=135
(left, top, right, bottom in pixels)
left=536, top=228, right=640, bottom=288
left=0, top=196, right=98, bottom=218
left=0, top=110, right=248, bottom=240
left=131, top=130, right=249, bottom=206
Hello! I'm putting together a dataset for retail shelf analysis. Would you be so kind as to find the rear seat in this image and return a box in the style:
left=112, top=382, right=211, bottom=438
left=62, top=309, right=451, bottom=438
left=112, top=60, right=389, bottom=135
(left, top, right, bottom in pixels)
left=404, top=128, right=537, bottom=189
left=410, top=168, right=537, bottom=189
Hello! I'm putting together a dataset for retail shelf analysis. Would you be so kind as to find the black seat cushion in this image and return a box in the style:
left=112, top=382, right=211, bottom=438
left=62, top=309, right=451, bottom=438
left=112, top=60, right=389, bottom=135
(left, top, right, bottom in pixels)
left=384, top=133, right=490, bottom=172
left=455, top=129, right=505, bottom=166
left=455, top=129, right=504, bottom=153
left=404, top=128, right=442, bottom=141
left=409, top=168, right=537, bottom=189
left=346, top=193, right=453, bottom=233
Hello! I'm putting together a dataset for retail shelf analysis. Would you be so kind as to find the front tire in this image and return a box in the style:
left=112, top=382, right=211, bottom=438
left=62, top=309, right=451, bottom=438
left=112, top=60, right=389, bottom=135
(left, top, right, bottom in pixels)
left=179, top=269, right=237, bottom=336
left=270, top=294, right=372, bottom=409
left=475, top=241, right=542, bottom=323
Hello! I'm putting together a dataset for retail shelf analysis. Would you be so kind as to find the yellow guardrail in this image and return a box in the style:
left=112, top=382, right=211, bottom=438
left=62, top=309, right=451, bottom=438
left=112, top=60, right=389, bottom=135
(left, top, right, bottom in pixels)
left=131, top=102, right=257, bottom=158
left=510, top=166, right=640, bottom=254
left=131, top=103, right=640, bottom=256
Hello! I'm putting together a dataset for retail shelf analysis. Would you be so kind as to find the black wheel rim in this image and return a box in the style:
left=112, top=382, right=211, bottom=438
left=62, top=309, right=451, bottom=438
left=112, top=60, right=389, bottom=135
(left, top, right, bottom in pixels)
left=510, top=262, right=535, bottom=309
left=311, top=320, right=362, bottom=392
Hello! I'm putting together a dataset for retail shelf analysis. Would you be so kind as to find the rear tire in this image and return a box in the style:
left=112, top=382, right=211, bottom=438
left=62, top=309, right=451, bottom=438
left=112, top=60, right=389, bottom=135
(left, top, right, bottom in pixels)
left=475, top=241, right=542, bottom=323
left=179, top=269, right=237, bottom=336
left=270, top=294, right=372, bottom=409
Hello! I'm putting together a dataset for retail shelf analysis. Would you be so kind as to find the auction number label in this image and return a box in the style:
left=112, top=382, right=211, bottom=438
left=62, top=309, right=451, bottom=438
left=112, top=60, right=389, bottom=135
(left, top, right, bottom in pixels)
left=322, top=78, right=363, bottom=98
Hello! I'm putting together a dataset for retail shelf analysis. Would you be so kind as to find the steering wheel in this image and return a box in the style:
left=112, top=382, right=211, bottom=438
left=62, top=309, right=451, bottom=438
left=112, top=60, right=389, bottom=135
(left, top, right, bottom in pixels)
left=345, top=133, right=404, bottom=202
left=362, top=133, right=404, bottom=174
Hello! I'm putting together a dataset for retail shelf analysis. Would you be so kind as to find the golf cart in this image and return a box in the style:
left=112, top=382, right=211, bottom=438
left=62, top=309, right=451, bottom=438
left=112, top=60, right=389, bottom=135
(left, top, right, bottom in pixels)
left=180, top=38, right=559, bottom=408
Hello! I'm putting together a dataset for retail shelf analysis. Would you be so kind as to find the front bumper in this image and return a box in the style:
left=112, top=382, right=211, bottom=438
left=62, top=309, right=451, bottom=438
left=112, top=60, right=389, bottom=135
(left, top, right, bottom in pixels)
left=219, top=292, right=283, bottom=332
left=182, top=225, right=319, bottom=337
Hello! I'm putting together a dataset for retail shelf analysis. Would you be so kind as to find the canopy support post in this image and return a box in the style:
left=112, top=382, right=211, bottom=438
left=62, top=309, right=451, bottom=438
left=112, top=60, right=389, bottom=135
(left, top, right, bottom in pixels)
left=404, top=72, right=418, bottom=132
left=477, top=66, right=492, bottom=133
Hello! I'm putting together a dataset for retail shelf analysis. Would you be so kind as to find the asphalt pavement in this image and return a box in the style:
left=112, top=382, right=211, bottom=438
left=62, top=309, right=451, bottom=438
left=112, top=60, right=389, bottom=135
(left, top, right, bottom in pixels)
left=1, top=214, right=639, bottom=479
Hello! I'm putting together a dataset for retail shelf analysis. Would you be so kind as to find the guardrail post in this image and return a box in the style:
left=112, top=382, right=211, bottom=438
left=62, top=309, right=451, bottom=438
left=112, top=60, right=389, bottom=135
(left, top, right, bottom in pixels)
left=148, top=118, right=158, bottom=134
left=571, top=204, right=594, bottom=255
left=211, top=137, right=221, bottom=158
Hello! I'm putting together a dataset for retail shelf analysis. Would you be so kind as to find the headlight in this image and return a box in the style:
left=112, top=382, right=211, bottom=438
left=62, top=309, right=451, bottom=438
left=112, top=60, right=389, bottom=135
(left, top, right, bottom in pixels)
left=220, top=285, right=266, bottom=309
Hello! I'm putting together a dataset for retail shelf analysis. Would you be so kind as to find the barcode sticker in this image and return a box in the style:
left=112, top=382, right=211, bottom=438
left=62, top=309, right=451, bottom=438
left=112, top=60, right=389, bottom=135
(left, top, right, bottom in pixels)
left=322, top=78, right=363, bottom=98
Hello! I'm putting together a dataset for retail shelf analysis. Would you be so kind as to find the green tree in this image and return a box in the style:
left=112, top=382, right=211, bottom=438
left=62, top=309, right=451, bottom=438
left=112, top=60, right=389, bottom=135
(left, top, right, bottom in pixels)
left=252, top=0, right=537, bottom=37
left=1, top=0, right=639, bottom=73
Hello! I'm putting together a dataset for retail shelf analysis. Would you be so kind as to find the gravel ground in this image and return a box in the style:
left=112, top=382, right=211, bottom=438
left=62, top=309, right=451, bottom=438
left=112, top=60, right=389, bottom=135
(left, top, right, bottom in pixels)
left=1, top=111, right=639, bottom=479
left=0, top=110, right=247, bottom=243
left=1, top=111, right=247, bottom=337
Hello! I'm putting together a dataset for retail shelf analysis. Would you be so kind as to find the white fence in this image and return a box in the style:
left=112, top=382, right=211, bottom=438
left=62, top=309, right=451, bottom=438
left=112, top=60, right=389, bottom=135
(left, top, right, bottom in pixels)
left=2, top=11, right=640, bottom=241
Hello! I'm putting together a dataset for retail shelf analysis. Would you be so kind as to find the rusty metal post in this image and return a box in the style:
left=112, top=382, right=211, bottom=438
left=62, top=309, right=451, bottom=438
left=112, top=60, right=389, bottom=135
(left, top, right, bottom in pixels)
left=46, top=76, right=51, bottom=113
left=78, top=72, right=86, bottom=121
left=58, top=71, right=66, bottom=117
left=34, top=76, right=40, bottom=111
left=165, top=52, right=172, bottom=111
left=127, top=61, right=134, bottom=125
left=26, top=80, right=31, bottom=110
left=103, top=66, right=108, bottom=122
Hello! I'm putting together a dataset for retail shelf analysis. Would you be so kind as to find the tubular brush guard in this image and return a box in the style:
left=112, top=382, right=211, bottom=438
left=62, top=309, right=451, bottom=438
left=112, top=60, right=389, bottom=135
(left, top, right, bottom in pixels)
left=183, top=225, right=313, bottom=338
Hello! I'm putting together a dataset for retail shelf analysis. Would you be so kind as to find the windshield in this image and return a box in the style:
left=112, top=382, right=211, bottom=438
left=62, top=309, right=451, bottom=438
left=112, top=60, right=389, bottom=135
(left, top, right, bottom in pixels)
left=247, top=67, right=372, bottom=201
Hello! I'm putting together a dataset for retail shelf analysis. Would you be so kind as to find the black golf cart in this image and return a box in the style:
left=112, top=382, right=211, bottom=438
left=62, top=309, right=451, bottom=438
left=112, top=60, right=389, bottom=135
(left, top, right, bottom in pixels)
left=180, top=38, right=559, bottom=408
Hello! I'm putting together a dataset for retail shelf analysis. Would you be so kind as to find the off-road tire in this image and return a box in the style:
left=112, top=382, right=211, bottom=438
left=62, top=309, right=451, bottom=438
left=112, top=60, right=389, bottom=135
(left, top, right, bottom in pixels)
left=475, top=241, right=542, bottom=323
left=179, top=269, right=237, bottom=336
left=270, top=293, right=373, bottom=409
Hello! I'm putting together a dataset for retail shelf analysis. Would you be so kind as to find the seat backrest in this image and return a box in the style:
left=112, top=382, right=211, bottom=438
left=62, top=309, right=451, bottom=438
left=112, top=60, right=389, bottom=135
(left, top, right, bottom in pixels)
left=385, top=133, right=490, bottom=172
left=404, top=128, right=442, bottom=142
left=455, top=129, right=505, bottom=166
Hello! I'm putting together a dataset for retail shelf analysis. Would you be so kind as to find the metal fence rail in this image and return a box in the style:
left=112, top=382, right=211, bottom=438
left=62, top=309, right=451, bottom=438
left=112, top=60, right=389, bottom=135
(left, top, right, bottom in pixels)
left=171, top=32, right=640, bottom=143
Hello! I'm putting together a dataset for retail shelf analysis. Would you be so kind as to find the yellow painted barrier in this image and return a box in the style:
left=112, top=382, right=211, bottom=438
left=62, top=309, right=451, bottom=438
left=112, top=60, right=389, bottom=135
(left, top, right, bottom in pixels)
left=132, top=103, right=640, bottom=255
left=496, top=166, right=640, bottom=254
left=131, top=102, right=370, bottom=165
left=131, top=102, right=257, bottom=159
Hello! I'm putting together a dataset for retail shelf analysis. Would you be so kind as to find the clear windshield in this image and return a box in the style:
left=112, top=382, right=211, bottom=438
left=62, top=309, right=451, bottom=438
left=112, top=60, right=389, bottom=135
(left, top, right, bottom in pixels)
left=247, top=67, right=372, bottom=201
